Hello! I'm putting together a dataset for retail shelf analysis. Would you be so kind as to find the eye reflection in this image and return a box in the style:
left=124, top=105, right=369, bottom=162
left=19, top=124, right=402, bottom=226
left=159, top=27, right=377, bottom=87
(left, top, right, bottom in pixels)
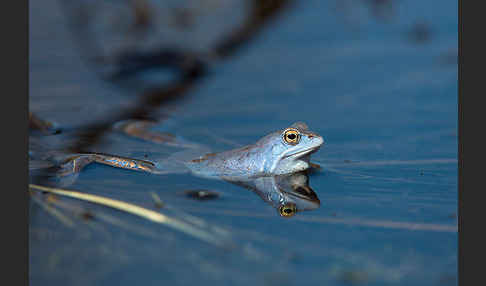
left=279, top=203, right=297, bottom=217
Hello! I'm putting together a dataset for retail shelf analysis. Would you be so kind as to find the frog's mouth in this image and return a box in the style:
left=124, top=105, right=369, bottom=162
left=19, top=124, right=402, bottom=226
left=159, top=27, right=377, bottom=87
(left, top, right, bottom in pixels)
left=283, top=146, right=320, bottom=159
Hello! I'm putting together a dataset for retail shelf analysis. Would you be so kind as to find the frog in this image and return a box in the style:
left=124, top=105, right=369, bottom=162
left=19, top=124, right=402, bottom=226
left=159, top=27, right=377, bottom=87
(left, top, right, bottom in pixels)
left=29, top=117, right=324, bottom=217
left=182, top=121, right=324, bottom=179
left=46, top=121, right=324, bottom=182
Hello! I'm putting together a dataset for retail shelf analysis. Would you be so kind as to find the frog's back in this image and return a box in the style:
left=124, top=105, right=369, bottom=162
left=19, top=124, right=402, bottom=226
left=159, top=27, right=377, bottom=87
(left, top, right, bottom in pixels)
left=184, top=143, right=269, bottom=179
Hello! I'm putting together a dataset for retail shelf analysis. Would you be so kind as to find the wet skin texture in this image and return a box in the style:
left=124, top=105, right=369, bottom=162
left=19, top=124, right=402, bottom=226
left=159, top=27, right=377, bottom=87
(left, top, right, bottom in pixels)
left=184, top=122, right=324, bottom=179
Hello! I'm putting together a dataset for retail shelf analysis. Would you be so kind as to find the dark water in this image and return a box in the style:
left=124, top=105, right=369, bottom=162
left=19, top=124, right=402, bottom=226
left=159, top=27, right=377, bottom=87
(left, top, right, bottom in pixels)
left=29, top=0, right=457, bottom=285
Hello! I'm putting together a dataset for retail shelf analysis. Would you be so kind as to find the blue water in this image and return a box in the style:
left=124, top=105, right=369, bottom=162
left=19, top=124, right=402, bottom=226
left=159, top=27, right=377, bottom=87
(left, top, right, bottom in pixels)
left=29, top=0, right=457, bottom=285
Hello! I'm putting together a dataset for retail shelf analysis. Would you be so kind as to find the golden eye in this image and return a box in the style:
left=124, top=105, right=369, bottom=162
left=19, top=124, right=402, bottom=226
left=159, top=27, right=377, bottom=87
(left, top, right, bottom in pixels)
left=279, top=203, right=297, bottom=217
left=283, top=129, right=300, bottom=145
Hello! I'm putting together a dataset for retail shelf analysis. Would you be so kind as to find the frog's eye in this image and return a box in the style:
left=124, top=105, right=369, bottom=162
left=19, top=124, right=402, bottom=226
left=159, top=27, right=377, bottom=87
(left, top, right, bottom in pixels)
left=279, top=203, right=297, bottom=217
left=283, top=129, right=301, bottom=145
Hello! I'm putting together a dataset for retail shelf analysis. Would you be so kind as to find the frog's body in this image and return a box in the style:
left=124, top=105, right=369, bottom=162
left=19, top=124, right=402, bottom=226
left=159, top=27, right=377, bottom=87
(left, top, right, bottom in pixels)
left=183, top=122, right=323, bottom=179
left=32, top=121, right=324, bottom=182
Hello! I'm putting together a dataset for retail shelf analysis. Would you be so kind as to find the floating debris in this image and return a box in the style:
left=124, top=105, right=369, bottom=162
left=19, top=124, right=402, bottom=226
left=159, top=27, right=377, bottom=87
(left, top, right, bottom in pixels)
left=150, top=192, right=164, bottom=209
left=184, top=190, right=220, bottom=201
left=81, top=211, right=96, bottom=221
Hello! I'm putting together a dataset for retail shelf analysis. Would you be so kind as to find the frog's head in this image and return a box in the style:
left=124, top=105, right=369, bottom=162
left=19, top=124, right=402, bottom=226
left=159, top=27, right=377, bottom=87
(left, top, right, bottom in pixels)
left=258, top=122, right=324, bottom=175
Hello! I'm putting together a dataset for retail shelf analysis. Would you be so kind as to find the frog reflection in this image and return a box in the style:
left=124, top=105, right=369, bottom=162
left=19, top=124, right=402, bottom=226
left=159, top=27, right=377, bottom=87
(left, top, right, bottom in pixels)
left=226, top=171, right=320, bottom=218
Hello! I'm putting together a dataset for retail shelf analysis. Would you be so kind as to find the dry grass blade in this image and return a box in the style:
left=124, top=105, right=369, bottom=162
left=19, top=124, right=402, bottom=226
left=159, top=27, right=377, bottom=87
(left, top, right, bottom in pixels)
left=29, top=184, right=231, bottom=247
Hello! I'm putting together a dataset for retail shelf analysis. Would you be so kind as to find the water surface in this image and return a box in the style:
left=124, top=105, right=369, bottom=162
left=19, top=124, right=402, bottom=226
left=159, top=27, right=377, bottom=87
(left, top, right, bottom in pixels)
left=29, top=0, right=457, bottom=285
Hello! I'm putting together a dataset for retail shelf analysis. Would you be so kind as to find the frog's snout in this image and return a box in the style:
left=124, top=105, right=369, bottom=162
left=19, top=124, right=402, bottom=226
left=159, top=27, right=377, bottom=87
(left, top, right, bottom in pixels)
left=306, top=132, right=324, bottom=145
left=312, top=134, right=324, bottom=147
